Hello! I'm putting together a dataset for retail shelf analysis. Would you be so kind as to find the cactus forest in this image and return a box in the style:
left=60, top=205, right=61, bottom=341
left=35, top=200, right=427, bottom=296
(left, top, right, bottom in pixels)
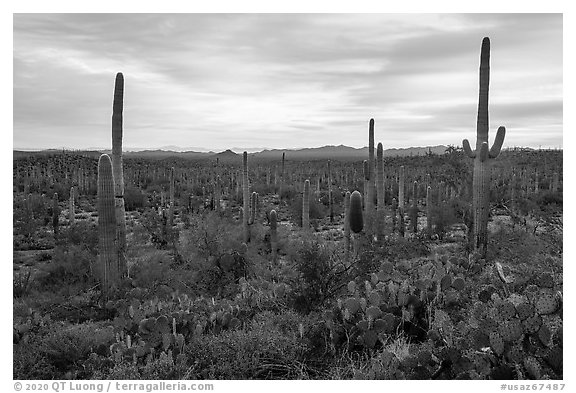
left=13, top=35, right=562, bottom=381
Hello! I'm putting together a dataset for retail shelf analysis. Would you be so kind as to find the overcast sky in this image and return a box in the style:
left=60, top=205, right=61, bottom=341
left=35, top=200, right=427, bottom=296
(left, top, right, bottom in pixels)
left=13, top=13, right=562, bottom=151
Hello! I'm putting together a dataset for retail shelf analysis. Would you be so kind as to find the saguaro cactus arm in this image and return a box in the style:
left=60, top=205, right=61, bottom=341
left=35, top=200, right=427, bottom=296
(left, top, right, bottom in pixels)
left=489, top=126, right=506, bottom=158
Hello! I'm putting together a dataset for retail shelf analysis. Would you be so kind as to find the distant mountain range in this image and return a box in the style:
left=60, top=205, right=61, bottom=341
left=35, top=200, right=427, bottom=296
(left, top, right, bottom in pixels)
left=13, top=145, right=452, bottom=162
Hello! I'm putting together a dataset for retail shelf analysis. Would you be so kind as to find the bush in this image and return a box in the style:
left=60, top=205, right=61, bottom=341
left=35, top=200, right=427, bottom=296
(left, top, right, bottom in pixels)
left=124, top=187, right=147, bottom=211
left=183, top=312, right=308, bottom=379
left=286, top=238, right=352, bottom=313
left=35, top=245, right=96, bottom=292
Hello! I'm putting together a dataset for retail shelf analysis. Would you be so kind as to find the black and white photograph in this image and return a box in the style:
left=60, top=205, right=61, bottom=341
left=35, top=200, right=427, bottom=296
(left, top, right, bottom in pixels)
left=12, top=11, right=564, bottom=385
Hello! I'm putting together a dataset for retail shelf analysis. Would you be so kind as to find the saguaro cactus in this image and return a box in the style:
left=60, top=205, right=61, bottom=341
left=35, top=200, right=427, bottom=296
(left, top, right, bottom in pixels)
left=426, top=185, right=433, bottom=233
left=343, top=191, right=351, bottom=257
left=463, top=37, right=506, bottom=254
left=302, top=179, right=310, bottom=231
left=398, top=165, right=405, bottom=209
left=328, top=160, right=334, bottom=222
left=270, top=209, right=278, bottom=263
left=250, top=191, right=257, bottom=224
left=279, top=152, right=285, bottom=198
left=376, top=142, right=385, bottom=239
left=69, top=186, right=75, bottom=225
left=169, top=167, right=175, bottom=226
left=214, top=175, right=221, bottom=212
left=112, top=72, right=127, bottom=277
left=52, top=192, right=60, bottom=236
left=410, top=181, right=418, bottom=233
left=349, top=190, right=363, bottom=234
left=97, top=154, right=119, bottom=296
left=243, top=152, right=250, bottom=242
left=366, top=119, right=375, bottom=236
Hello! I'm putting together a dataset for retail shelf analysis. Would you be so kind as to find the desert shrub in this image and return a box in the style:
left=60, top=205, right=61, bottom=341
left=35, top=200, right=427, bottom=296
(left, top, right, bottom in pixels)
left=13, top=336, right=55, bottom=379
left=430, top=203, right=457, bottom=239
left=286, top=238, right=352, bottom=313
left=536, top=191, right=562, bottom=208
left=378, top=236, right=430, bottom=263
left=35, top=245, right=96, bottom=292
left=14, top=321, right=114, bottom=379
left=124, top=186, right=147, bottom=211
left=13, top=269, right=32, bottom=298
left=130, top=250, right=172, bottom=289
left=140, top=209, right=179, bottom=249
left=183, top=313, right=308, bottom=379
left=288, top=194, right=326, bottom=227
left=41, top=322, right=114, bottom=373
left=58, top=220, right=99, bottom=253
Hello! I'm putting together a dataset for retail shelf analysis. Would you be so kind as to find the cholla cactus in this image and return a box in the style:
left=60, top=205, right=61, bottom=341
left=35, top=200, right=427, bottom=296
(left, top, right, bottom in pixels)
left=302, top=179, right=310, bottom=231
left=98, top=154, right=119, bottom=296
left=112, top=72, right=127, bottom=276
left=462, top=37, right=506, bottom=255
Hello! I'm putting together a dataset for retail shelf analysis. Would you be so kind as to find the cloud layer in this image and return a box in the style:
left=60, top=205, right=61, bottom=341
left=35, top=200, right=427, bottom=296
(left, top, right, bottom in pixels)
left=13, top=13, right=562, bottom=150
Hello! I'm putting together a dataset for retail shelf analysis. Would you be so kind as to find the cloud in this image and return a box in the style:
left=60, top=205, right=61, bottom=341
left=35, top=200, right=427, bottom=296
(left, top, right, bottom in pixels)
left=13, top=13, right=563, bottom=150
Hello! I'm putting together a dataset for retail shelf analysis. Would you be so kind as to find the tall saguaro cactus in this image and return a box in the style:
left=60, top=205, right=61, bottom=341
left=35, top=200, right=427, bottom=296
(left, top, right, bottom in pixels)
left=426, top=185, right=433, bottom=233
left=279, top=152, right=285, bottom=198
left=398, top=165, right=405, bottom=209
left=69, top=186, right=75, bottom=225
left=270, top=209, right=278, bottom=263
left=242, top=152, right=250, bottom=243
left=365, top=119, right=375, bottom=237
left=376, top=142, right=385, bottom=239
left=112, top=72, right=127, bottom=277
left=98, top=154, right=119, bottom=296
left=343, top=191, right=351, bottom=258
left=169, top=167, right=175, bottom=226
left=302, top=179, right=310, bottom=231
left=328, top=160, right=334, bottom=222
left=462, top=37, right=506, bottom=254
left=52, top=192, right=60, bottom=236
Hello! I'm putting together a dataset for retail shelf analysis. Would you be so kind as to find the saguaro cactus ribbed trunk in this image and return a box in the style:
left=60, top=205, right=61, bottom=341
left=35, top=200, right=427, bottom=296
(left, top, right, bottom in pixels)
left=365, top=119, right=375, bottom=237
left=69, top=186, right=75, bottom=225
left=398, top=165, right=405, bottom=209
left=463, top=37, right=506, bottom=255
left=169, top=167, right=175, bottom=226
left=279, top=152, right=285, bottom=198
left=302, top=179, right=310, bottom=231
left=328, top=160, right=334, bottom=222
left=242, top=152, right=250, bottom=242
left=112, top=72, right=127, bottom=277
left=343, top=191, right=351, bottom=259
left=52, top=192, right=60, bottom=236
left=411, top=181, right=418, bottom=233
left=98, top=154, right=119, bottom=296
left=426, top=185, right=433, bottom=233
left=270, top=209, right=278, bottom=263
left=376, top=142, right=385, bottom=239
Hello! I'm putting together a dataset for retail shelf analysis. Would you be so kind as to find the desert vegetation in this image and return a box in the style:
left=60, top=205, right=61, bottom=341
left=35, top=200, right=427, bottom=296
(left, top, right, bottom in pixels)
left=13, top=38, right=562, bottom=380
